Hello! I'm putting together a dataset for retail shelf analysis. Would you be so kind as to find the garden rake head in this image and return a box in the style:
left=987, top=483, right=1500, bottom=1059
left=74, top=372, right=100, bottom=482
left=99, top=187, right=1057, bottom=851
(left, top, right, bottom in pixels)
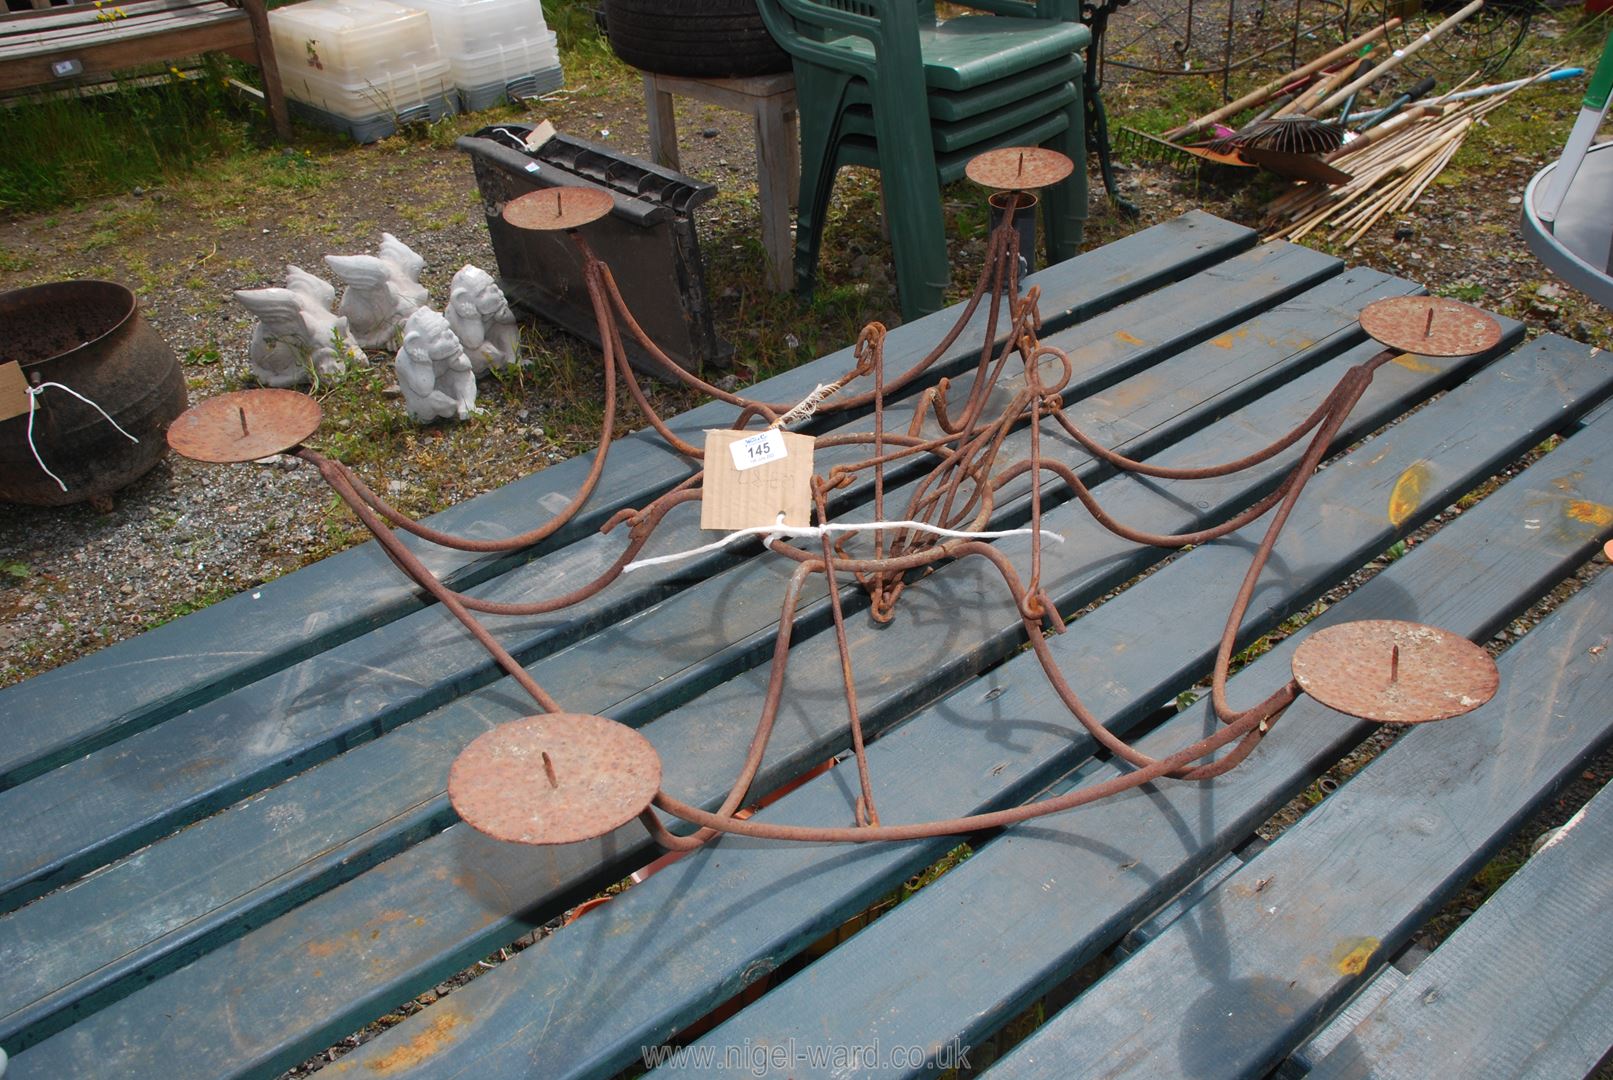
left=1207, top=114, right=1346, bottom=156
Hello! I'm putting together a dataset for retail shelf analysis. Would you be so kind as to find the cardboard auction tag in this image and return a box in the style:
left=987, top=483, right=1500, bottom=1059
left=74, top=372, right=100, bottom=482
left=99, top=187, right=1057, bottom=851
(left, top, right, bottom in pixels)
left=524, top=119, right=557, bottom=151
left=0, top=362, right=33, bottom=423
left=701, top=428, right=814, bottom=531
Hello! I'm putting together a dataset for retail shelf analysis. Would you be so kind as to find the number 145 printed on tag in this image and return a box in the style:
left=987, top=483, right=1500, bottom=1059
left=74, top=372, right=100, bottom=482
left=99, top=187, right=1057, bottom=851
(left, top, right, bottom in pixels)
left=729, top=428, right=787, bottom=471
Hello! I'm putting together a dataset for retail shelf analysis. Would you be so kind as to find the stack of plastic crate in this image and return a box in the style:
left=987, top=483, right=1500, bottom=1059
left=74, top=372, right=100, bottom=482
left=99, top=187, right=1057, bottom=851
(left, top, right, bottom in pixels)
left=393, top=0, right=563, bottom=111
left=269, top=0, right=457, bottom=143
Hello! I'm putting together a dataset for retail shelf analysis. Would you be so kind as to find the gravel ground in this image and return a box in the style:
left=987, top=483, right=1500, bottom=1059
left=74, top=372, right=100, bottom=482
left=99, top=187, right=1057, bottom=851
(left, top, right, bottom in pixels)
left=0, top=146, right=504, bottom=679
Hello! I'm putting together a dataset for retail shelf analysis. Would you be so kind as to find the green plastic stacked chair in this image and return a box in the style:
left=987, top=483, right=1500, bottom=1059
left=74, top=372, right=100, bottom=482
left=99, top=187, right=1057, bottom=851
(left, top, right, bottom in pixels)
left=754, top=0, right=1091, bottom=319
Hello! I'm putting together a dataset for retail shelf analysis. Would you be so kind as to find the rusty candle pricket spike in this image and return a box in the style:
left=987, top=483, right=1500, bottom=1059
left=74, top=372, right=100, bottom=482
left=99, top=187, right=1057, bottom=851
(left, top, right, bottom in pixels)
left=167, top=389, right=322, bottom=464
left=965, top=146, right=1075, bottom=191
left=1358, top=295, right=1503, bottom=358
left=1291, top=620, right=1499, bottom=725
left=448, top=714, right=661, bottom=846
left=502, top=185, right=615, bottom=232
left=183, top=147, right=1506, bottom=850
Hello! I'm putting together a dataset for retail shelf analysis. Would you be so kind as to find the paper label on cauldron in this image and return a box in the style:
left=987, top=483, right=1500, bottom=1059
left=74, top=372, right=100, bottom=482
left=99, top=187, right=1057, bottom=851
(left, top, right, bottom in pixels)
left=0, top=362, right=32, bottom=422
left=701, top=428, right=814, bottom=532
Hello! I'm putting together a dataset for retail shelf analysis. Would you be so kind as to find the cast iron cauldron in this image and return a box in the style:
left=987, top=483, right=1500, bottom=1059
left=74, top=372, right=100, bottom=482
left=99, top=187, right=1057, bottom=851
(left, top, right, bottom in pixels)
left=0, top=281, right=187, bottom=506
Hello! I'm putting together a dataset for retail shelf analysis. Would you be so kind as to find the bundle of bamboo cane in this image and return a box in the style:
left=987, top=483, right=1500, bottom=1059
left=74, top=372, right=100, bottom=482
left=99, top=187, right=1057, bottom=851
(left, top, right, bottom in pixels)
left=1262, top=66, right=1560, bottom=246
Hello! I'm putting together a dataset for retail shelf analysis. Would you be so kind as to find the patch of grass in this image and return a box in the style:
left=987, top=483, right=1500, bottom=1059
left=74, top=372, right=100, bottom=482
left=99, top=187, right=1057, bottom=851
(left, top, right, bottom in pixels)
left=101, top=203, right=161, bottom=241
left=0, top=59, right=257, bottom=212
left=262, top=147, right=329, bottom=190
left=397, top=188, right=468, bottom=230
left=80, top=228, right=121, bottom=252
left=523, top=332, right=610, bottom=454
left=542, top=0, right=624, bottom=81
left=1473, top=851, right=1526, bottom=897
left=186, top=342, right=223, bottom=366
left=1116, top=75, right=1226, bottom=136
left=142, top=584, right=235, bottom=630
left=1438, top=282, right=1487, bottom=303
left=803, top=843, right=976, bottom=957
left=1231, top=599, right=1328, bottom=669
left=900, top=842, right=973, bottom=901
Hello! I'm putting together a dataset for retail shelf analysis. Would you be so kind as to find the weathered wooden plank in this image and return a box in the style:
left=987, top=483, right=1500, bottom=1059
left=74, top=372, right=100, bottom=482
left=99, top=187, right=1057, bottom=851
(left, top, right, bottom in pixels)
left=0, top=262, right=1402, bottom=1047
left=0, top=495, right=837, bottom=913
left=0, top=212, right=1254, bottom=791
left=988, top=567, right=1613, bottom=1080
left=0, top=239, right=1340, bottom=919
left=1303, top=780, right=1613, bottom=1080
left=633, top=340, right=1613, bottom=1080
left=0, top=0, right=220, bottom=32
left=331, top=336, right=1612, bottom=1080
left=0, top=323, right=1540, bottom=1076
left=0, top=17, right=253, bottom=93
left=0, top=4, right=241, bottom=54
left=1277, top=964, right=1408, bottom=1078
left=1116, top=849, right=1251, bottom=956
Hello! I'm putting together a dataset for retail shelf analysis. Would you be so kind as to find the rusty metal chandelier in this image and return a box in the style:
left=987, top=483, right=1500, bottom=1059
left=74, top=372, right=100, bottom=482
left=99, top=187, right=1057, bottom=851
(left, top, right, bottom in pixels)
left=168, top=148, right=1502, bottom=853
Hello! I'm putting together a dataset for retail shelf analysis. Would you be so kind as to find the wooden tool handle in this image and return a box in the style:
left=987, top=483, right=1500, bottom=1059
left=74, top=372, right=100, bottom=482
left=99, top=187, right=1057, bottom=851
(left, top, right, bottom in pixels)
left=1163, top=17, right=1401, bottom=140
left=1314, top=0, right=1486, bottom=117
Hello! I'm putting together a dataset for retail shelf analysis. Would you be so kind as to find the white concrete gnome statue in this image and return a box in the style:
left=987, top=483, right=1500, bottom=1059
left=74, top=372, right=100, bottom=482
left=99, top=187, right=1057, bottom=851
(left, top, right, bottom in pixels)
left=233, top=265, right=365, bottom=388
left=395, top=307, right=479, bottom=423
left=325, top=233, right=430, bottom=350
left=446, top=265, right=520, bottom=374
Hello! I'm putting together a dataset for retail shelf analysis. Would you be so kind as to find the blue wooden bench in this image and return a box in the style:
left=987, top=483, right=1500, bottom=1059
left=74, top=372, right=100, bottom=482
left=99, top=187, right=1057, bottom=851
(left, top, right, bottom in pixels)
left=2, top=211, right=1611, bottom=1080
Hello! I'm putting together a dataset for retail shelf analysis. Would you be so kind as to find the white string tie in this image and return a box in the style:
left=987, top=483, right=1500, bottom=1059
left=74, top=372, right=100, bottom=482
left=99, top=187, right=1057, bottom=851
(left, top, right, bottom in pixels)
left=624, top=515, right=1063, bottom=573
left=771, top=381, right=840, bottom=429
left=23, top=381, right=140, bottom=493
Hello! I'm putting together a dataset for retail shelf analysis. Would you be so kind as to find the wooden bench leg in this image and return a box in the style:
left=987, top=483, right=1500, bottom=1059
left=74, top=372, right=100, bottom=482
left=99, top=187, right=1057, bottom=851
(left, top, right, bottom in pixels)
left=241, top=0, right=291, bottom=141
left=643, top=74, right=679, bottom=171
left=784, top=99, right=798, bottom=212
left=754, top=94, right=795, bottom=292
left=641, top=72, right=798, bottom=291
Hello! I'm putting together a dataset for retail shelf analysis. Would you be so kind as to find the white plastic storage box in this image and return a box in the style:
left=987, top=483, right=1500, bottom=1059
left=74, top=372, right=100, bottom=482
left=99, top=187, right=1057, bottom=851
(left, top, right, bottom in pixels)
left=269, top=0, right=458, bottom=143
left=391, top=0, right=563, bottom=110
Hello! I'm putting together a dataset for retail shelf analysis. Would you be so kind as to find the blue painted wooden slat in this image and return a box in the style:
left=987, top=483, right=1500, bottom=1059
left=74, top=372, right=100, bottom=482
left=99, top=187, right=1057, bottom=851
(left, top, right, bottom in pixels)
left=0, top=263, right=1410, bottom=1051
left=331, top=337, right=1613, bottom=1080
left=1277, top=964, right=1408, bottom=1078
left=1117, top=850, right=1249, bottom=956
left=0, top=329, right=1568, bottom=1078
left=1304, top=779, right=1613, bottom=1080
left=987, top=575, right=1613, bottom=1080
left=0, top=214, right=1258, bottom=793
